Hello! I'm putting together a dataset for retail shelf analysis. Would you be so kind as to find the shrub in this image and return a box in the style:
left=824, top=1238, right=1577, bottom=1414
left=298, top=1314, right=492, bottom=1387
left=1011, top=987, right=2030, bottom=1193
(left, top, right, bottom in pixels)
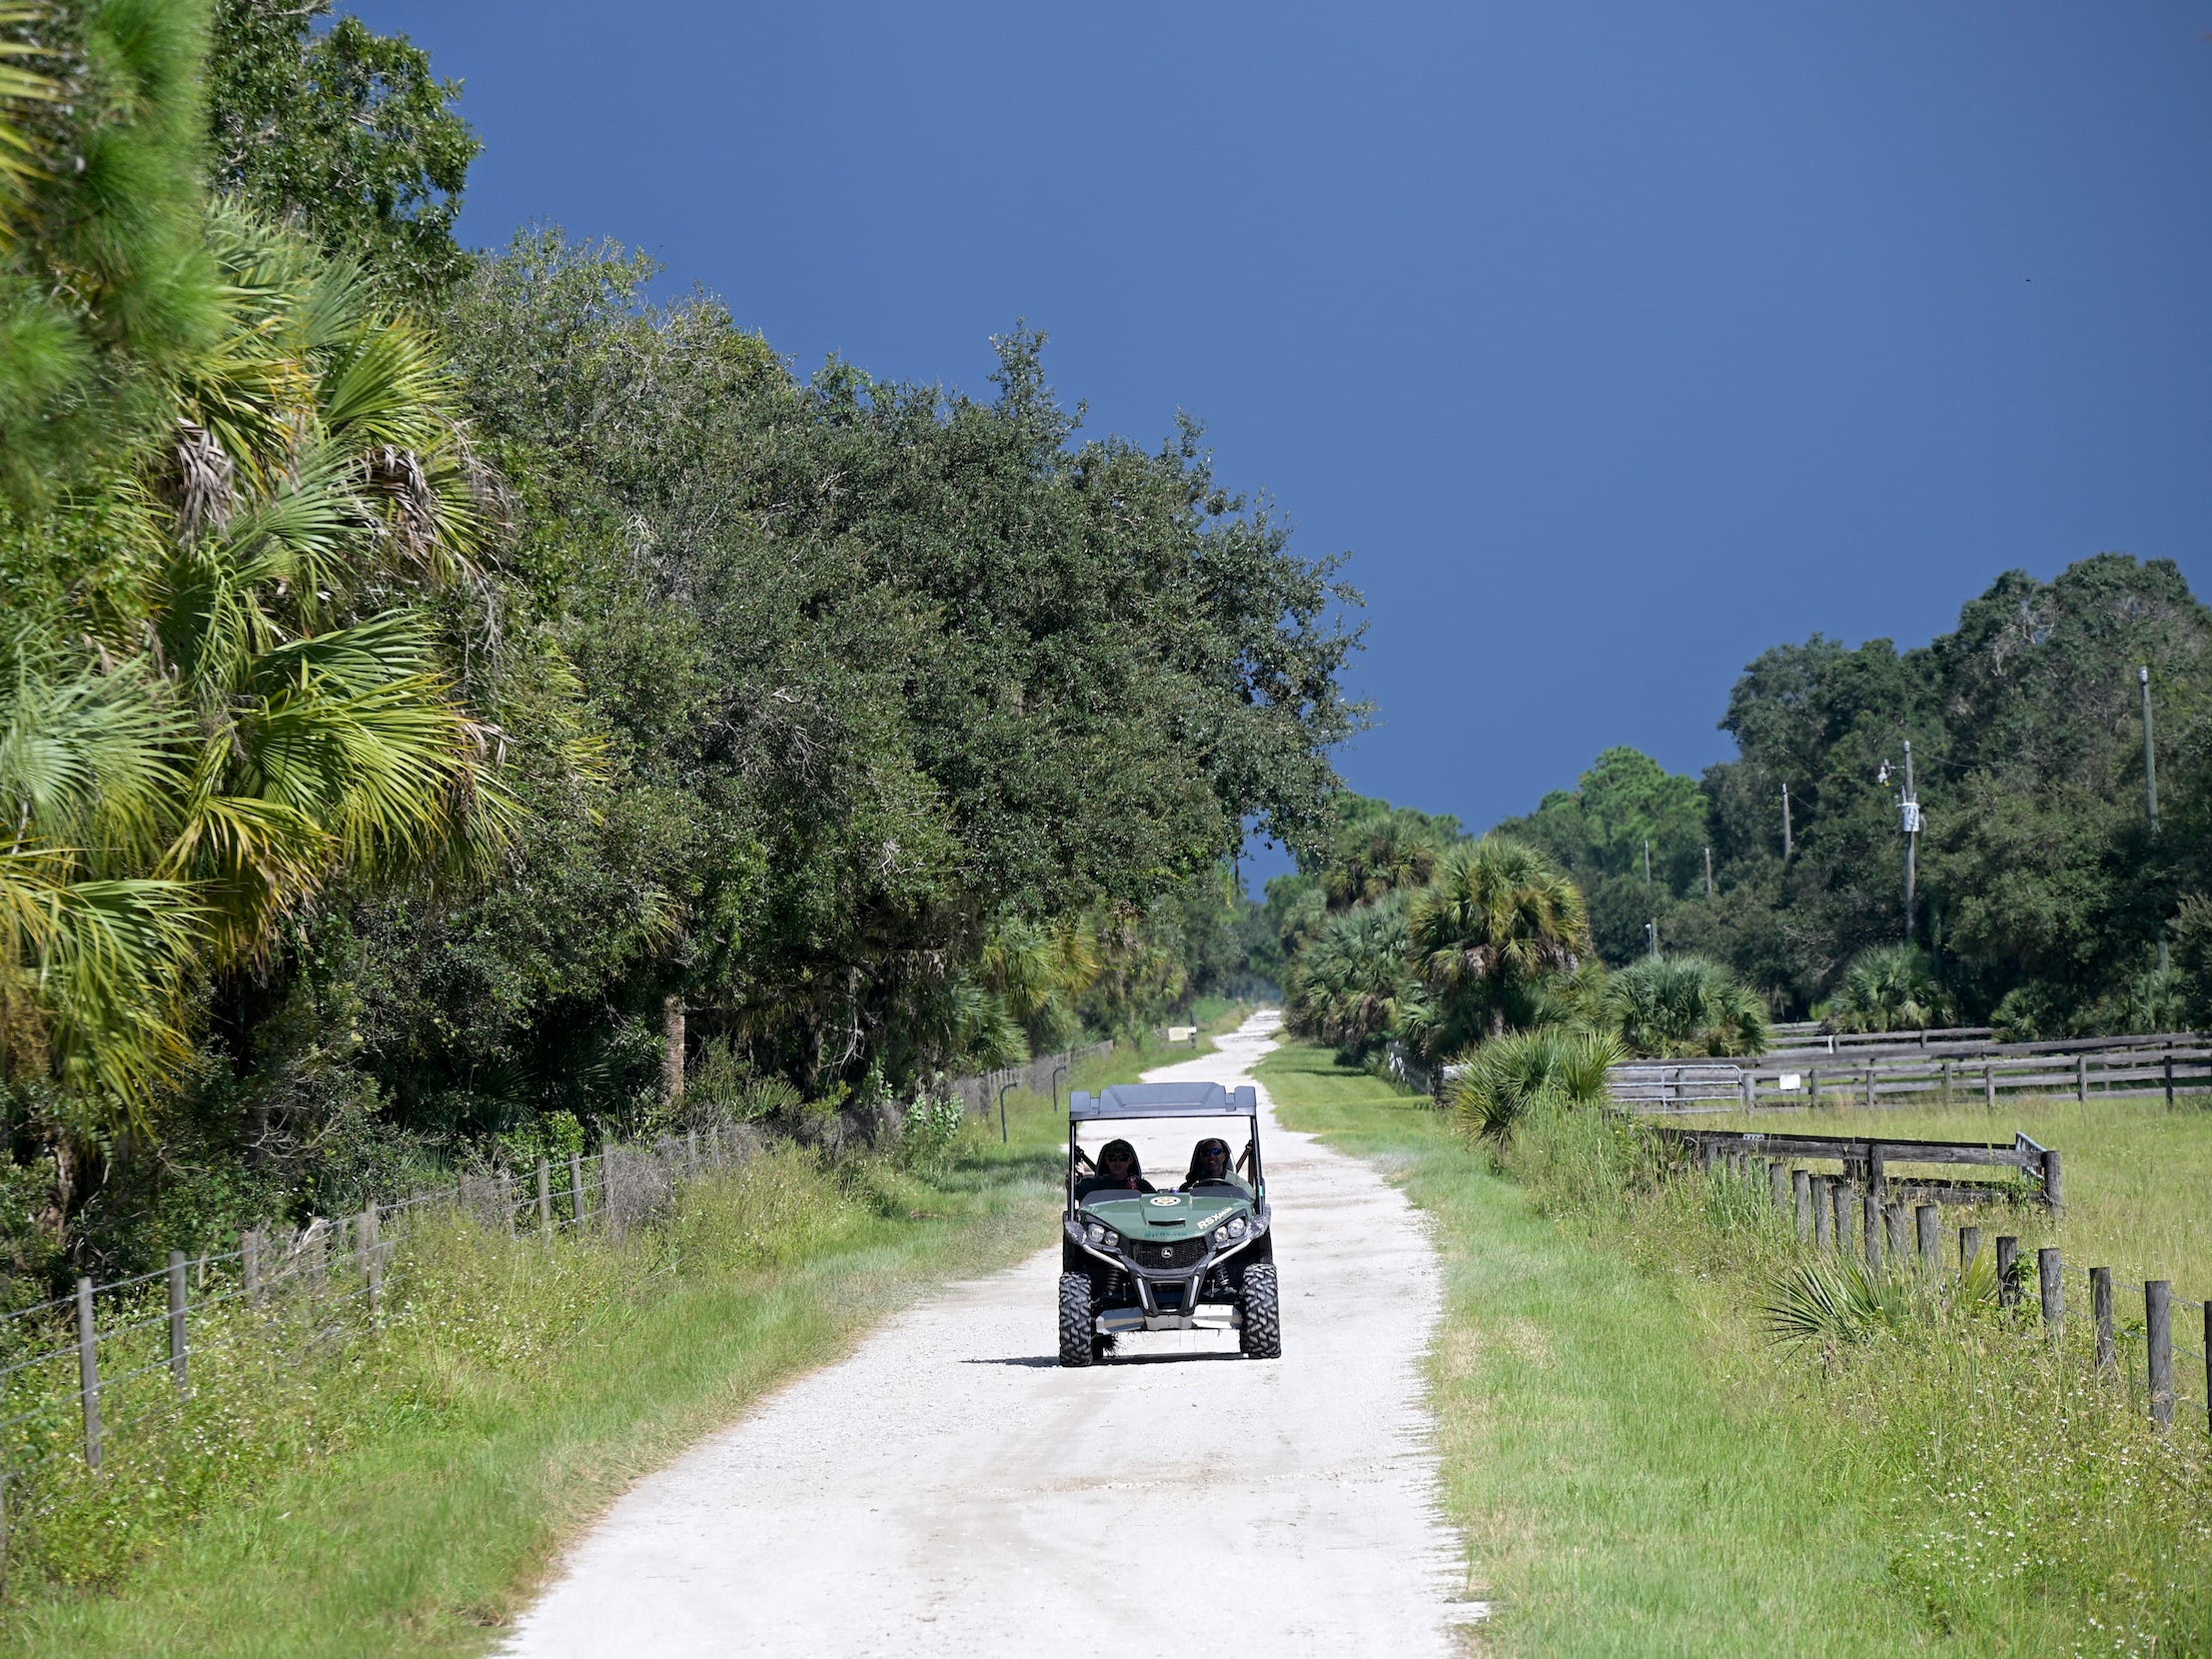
left=1445, top=1025, right=1623, bottom=1140
left=1828, top=944, right=1952, bottom=1033
left=1602, top=954, right=1767, bottom=1056
left=895, top=1092, right=967, bottom=1172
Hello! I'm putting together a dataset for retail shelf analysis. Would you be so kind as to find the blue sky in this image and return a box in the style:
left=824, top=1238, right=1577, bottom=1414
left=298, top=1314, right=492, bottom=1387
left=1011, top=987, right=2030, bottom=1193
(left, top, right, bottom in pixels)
left=360, top=1, right=2212, bottom=876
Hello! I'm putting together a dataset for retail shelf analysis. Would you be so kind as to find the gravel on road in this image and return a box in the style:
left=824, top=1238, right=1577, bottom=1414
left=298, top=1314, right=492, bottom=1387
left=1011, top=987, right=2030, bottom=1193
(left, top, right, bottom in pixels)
left=505, top=1012, right=1467, bottom=1657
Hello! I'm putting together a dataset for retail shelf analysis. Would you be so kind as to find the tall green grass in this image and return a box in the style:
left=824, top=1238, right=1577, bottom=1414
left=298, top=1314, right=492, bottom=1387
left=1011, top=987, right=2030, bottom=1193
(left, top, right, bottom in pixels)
left=1260, top=1037, right=2212, bottom=1656
left=0, top=1039, right=1156, bottom=1656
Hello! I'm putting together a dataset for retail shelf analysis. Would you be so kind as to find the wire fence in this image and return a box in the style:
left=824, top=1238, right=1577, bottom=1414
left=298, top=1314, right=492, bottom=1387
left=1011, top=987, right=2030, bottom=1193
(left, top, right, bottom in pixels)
left=1671, top=1133, right=2211, bottom=1438
left=0, top=1040, right=1121, bottom=1575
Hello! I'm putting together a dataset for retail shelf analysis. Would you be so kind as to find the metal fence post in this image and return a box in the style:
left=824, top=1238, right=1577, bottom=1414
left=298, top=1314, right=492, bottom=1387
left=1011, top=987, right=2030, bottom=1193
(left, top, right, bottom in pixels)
left=2147, top=1280, right=2174, bottom=1428
left=167, top=1250, right=189, bottom=1395
left=537, top=1160, right=553, bottom=1236
left=76, top=1277, right=101, bottom=1471
left=2092, top=1267, right=2115, bottom=1374
left=569, top=1151, right=585, bottom=1226
left=1996, top=1236, right=2020, bottom=1309
left=2037, top=1248, right=2062, bottom=1333
left=1792, top=1169, right=1812, bottom=1242
left=363, top=1202, right=383, bottom=1319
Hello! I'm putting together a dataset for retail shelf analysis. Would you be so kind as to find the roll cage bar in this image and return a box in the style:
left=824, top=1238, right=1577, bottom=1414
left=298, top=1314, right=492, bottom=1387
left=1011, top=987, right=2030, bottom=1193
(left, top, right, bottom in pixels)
left=1066, top=1082, right=1264, bottom=1217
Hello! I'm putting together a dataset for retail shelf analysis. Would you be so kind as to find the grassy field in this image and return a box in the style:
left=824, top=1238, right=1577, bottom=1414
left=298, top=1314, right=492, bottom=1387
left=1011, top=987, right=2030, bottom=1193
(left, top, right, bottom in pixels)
left=1695, top=1094, right=2212, bottom=1300
left=1257, top=1037, right=2212, bottom=1658
left=0, top=1027, right=1235, bottom=1658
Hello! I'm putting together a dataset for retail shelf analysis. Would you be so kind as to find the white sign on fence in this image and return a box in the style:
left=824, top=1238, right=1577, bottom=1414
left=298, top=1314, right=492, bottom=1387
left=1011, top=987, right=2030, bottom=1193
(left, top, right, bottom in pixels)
left=1778, top=1073, right=1802, bottom=1091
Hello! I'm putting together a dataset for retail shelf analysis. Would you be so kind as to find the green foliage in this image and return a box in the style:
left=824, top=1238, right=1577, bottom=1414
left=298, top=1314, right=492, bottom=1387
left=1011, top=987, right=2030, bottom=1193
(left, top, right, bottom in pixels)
left=1825, top=943, right=1951, bottom=1033
left=1444, top=1024, right=1622, bottom=1140
left=1284, top=897, right=1408, bottom=1059
left=204, top=0, right=479, bottom=302
left=1603, top=954, right=1767, bottom=1056
left=1406, top=835, right=1590, bottom=1054
left=894, top=1092, right=967, bottom=1173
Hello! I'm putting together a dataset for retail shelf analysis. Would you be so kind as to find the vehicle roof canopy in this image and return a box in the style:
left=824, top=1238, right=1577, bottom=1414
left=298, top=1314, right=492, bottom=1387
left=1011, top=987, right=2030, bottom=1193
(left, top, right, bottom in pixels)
left=1069, top=1082, right=1258, bottom=1122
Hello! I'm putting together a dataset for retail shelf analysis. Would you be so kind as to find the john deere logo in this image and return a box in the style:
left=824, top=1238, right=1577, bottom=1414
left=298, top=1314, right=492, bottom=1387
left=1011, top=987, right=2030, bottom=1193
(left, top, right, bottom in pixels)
left=1147, top=1195, right=1178, bottom=1207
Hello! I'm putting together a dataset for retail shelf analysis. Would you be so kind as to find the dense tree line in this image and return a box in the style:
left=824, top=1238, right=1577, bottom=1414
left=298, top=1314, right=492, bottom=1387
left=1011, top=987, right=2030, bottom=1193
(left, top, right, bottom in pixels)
left=1267, top=555, right=2212, bottom=1084
left=0, top=1, right=1343, bottom=1275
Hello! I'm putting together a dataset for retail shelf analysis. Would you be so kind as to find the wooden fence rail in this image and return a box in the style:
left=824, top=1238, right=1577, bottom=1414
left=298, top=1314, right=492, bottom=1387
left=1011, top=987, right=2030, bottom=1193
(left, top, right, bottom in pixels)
left=1661, top=1132, right=2211, bottom=1439
left=1615, top=1036, right=2212, bottom=1113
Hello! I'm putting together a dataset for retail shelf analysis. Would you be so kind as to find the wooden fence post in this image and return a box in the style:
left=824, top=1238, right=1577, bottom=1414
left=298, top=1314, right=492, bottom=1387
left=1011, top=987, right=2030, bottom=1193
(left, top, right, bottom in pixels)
left=1862, top=1193, right=1883, bottom=1271
left=1915, top=1203, right=1939, bottom=1274
left=2092, top=1267, right=2115, bottom=1374
left=1793, top=1170, right=1812, bottom=1242
left=1741, top=1075, right=1753, bottom=1113
left=1959, top=1224, right=1982, bottom=1283
left=1767, top=1159, right=1787, bottom=1212
left=2076, top=1052, right=2088, bottom=1103
left=1885, top=1201, right=1909, bottom=1262
left=537, top=1160, right=553, bottom=1236
left=76, top=1277, right=101, bottom=1471
left=1941, top=1059, right=1953, bottom=1101
left=1864, top=1069, right=1875, bottom=1110
left=1814, top=1176, right=1835, bottom=1251
left=2037, top=1248, right=2062, bottom=1332
left=1809, top=1066, right=1820, bottom=1108
left=167, top=1250, right=189, bottom=1394
left=2164, top=1051, right=2176, bottom=1110
left=1996, top=1236, right=2020, bottom=1308
left=2041, top=1147, right=2064, bottom=1213
left=568, top=1151, right=585, bottom=1226
left=1983, top=1063, right=1995, bottom=1109
left=2147, top=1280, right=2174, bottom=1428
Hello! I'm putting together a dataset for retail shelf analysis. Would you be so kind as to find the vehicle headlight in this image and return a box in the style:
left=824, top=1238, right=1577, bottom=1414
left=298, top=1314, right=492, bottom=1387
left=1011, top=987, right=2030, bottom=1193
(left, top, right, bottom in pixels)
left=1226, top=1215, right=1248, bottom=1239
left=1085, top=1221, right=1108, bottom=1246
left=1212, top=1224, right=1230, bottom=1246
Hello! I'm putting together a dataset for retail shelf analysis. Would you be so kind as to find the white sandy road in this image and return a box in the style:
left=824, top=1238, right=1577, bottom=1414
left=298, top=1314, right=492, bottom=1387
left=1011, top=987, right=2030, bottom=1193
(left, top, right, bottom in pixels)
left=505, top=1012, right=1468, bottom=1657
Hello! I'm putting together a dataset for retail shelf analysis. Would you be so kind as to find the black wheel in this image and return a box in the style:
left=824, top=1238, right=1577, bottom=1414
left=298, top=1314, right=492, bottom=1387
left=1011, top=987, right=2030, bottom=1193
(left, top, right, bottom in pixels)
left=1058, top=1271, right=1097, bottom=1367
left=1239, top=1263, right=1282, bottom=1359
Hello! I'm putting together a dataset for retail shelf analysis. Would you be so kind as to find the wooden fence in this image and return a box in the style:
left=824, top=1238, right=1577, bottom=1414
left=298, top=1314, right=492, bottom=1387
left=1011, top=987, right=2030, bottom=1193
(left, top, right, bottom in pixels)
left=1614, top=1031, right=2212, bottom=1113
left=1658, top=1125, right=2209, bottom=1436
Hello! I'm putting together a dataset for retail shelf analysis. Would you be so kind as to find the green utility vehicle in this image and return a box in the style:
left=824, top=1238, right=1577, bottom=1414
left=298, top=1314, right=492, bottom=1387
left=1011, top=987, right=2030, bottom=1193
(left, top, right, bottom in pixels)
left=1058, top=1081, right=1281, bottom=1366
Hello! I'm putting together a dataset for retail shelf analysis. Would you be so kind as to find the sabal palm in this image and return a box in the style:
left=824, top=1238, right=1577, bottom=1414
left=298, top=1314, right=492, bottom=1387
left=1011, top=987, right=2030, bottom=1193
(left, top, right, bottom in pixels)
left=1604, top=955, right=1767, bottom=1057
left=1287, top=900, right=1409, bottom=1058
left=2, top=212, right=510, bottom=1122
left=1324, top=818, right=1442, bottom=910
left=1407, top=836, right=1589, bottom=1038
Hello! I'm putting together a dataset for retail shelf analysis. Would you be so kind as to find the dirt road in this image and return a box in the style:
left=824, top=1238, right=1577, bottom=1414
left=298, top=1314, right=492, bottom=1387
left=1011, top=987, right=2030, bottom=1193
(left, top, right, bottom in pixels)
left=506, top=1012, right=1467, bottom=1656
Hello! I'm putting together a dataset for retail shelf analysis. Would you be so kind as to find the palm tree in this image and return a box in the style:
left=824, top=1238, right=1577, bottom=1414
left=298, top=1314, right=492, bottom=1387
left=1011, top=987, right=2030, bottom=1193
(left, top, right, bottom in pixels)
left=1827, top=945, right=1950, bottom=1034
left=1324, top=815, right=1444, bottom=910
left=1406, top=836, right=1590, bottom=1043
left=1286, top=899, right=1409, bottom=1059
left=1603, top=955, right=1767, bottom=1057
left=2, top=213, right=514, bottom=1131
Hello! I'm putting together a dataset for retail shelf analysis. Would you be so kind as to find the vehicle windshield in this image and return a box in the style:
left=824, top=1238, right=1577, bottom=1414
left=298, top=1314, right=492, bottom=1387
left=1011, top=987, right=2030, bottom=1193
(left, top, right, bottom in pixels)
left=1071, top=1116, right=1257, bottom=1201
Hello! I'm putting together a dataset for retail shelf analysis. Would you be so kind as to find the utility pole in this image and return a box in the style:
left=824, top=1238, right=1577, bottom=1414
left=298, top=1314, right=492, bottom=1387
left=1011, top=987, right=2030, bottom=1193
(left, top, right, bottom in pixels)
left=1643, top=838, right=1652, bottom=889
left=1780, top=784, right=1793, bottom=859
left=2143, top=666, right=2168, bottom=972
left=1646, top=919, right=1659, bottom=960
left=1899, top=741, right=1920, bottom=946
left=1703, top=846, right=1713, bottom=898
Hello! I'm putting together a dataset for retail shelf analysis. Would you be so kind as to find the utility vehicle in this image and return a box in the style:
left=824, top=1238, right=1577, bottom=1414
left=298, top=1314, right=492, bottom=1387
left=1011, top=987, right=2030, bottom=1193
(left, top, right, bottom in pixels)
left=1058, top=1080, right=1281, bottom=1366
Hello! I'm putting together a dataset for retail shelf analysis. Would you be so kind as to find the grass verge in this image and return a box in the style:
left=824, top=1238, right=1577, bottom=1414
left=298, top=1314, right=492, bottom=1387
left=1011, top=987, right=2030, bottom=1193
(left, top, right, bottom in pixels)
left=1257, top=1037, right=2211, bottom=1657
left=0, top=1041, right=1165, bottom=1658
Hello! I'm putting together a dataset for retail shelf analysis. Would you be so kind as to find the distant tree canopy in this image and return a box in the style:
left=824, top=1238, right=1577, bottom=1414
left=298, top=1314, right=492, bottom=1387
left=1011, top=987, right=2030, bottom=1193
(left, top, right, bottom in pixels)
left=1505, top=554, right=2212, bottom=1032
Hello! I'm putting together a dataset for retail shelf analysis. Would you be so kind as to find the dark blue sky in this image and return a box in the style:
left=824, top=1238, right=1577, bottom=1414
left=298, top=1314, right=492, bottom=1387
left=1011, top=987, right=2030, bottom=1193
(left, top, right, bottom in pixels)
left=360, top=1, right=2212, bottom=875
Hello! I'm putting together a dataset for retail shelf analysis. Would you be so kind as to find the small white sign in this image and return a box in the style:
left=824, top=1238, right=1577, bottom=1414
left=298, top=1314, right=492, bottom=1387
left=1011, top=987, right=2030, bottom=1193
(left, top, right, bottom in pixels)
left=1778, top=1072, right=1803, bottom=1091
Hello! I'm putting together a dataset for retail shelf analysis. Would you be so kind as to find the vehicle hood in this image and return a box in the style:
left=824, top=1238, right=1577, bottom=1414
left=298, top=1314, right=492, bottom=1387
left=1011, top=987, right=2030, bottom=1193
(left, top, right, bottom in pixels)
left=1081, top=1189, right=1249, bottom=1241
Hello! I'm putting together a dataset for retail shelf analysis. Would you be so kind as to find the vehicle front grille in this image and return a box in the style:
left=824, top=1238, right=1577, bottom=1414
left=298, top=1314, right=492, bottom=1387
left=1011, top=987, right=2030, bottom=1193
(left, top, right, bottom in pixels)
left=1127, top=1235, right=1208, bottom=1270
